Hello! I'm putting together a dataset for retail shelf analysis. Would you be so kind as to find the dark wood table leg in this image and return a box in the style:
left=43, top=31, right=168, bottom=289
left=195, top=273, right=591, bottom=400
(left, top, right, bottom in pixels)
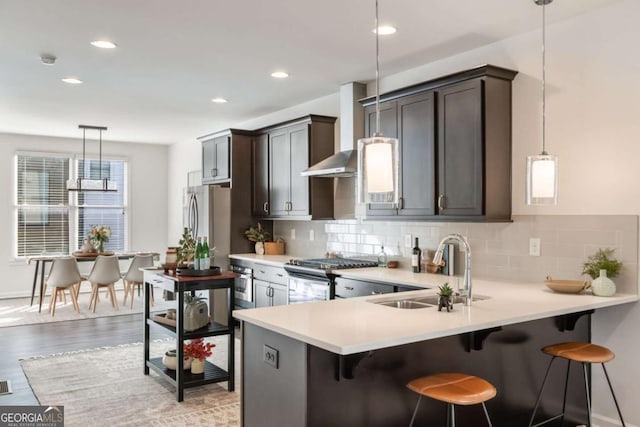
left=228, top=279, right=235, bottom=392
left=30, top=260, right=40, bottom=306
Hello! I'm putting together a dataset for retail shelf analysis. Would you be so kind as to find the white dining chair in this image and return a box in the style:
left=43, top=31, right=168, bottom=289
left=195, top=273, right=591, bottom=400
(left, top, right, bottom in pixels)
left=87, top=255, right=121, bottom=312
left=122, top=254, right=155, bottom=308
left=46, top=256, right=82, bottom=317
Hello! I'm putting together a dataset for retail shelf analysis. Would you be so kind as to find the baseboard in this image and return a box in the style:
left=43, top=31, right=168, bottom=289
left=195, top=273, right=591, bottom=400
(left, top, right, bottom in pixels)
left=593, top=412, right=637, bottom=427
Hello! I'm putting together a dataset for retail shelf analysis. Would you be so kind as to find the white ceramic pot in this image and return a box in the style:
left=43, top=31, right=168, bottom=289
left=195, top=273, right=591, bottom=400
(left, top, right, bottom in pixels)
left=191, top=358, right=205, bottom=374
left=591, top=269, right=616, bottom=297
left=255, top=242, right=265, bottom=255
left=162, top=350, right=191, bottom=370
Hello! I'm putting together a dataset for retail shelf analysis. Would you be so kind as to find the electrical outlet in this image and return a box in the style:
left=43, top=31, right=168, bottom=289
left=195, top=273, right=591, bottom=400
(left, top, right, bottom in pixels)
left=291, top=229, right=296, bottom=240
left=404, top=234, right=412, bottom=248
left=309, top=229, right=315, bottom=241
left=529, top=238, right=541, bottom=256
left=263, top=345, right=279, bottom=369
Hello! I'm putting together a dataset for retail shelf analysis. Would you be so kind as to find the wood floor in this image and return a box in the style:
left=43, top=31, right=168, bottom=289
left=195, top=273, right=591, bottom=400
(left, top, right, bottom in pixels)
left=0, top=313, right=172, bottom=405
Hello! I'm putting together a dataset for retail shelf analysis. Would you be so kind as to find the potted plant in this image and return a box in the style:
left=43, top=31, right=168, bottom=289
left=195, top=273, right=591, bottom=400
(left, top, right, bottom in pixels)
left=183, top=338, right=215, bottom=374
left=582, top=248, right=622, bottom=297
left=177, top=227, right=196, bottom=266
left=437, top=283, right=454, bottom=312
left=244, top=222, right=271, bottom=255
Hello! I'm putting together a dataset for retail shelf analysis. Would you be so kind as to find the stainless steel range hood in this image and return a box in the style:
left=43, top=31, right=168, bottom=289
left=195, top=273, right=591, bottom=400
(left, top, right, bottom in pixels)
left=301, top=82, right=365, bottom=178
left=300, top=149, right=356, bottom=177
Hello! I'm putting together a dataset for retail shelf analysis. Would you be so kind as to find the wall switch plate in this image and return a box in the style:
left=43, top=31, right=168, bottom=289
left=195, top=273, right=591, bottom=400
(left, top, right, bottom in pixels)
left=309, top=229, right=315, bottom=241
left=263, top=345, right=279, bottom=369
left=404, top=234, right=412, bottom=248
left=291, top=229, right=296, bottom=240
left=529, top=238, right=541, bottom=256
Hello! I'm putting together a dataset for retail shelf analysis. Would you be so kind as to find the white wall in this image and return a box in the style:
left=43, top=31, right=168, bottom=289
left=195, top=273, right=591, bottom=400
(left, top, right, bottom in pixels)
left=0, top=132, right=169, bottom=298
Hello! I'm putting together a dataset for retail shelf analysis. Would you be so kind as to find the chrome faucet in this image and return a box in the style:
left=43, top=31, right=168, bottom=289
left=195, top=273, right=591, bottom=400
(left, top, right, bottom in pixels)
left=433, top=234, right=472, bottom=306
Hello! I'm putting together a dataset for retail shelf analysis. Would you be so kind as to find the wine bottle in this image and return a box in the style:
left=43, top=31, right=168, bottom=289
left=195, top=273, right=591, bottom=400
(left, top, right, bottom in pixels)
left=412, top=238, right=421, bottom=273
left=194, top=237, right=202, bottom=270
left=202, top=236, right=210, bottom=270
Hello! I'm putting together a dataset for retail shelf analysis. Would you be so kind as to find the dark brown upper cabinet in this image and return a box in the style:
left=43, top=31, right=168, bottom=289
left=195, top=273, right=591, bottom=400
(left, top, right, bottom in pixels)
left=252, top=115, right=336, bottom=220
left=199, top=129, right=253, bottom=186
left=361, top=64, right=517, bottom=222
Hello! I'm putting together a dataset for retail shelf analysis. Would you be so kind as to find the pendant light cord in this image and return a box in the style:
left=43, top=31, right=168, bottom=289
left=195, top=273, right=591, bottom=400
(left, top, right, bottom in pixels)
left=541, top=0, right=547, bottom=155
left=99, top=129, right=103, bottom=180
left=374, top=0, right=381, bottom=136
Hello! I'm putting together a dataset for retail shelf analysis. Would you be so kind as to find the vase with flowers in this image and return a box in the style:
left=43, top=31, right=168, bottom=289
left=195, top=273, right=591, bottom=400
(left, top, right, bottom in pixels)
left=183, top=338, right=215, bottom=374
left=88, top=225, right=111, bottom=253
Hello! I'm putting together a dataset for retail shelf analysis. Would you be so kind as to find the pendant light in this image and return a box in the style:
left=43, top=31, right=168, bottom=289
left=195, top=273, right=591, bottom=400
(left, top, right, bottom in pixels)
left=526, top=0, right=558, bottom=205
left=67, top=125, right=117, bottom=192
left=357, top=0, right=399, bottom=205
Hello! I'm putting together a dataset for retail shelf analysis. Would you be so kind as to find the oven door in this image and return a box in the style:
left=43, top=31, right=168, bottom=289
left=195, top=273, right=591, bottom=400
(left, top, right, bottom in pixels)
left=231, top=265, right=254, bottom=308
left=287, top=275, right=331, bottom=304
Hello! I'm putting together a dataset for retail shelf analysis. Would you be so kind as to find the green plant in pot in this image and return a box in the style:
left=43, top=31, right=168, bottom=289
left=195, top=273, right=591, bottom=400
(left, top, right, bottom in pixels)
left=244, top=222, right=271, bottom=255
left=437, top=282, right=454, bottom=312
left=177, top=227, right=196, bottom=266
left=582, top=248, right=622, bottom=297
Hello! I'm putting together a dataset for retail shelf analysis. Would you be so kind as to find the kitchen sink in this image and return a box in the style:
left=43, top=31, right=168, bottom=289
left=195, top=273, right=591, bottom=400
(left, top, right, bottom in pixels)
left=375, top=300, right=433, bottom=309
left=410, top=294, right=490, bottom=306
left=370, top=294, right=490, bottom=309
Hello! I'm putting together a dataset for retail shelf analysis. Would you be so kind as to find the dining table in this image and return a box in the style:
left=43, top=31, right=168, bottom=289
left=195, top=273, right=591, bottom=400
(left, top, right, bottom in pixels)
left=27, top=252, right=159, bottom=313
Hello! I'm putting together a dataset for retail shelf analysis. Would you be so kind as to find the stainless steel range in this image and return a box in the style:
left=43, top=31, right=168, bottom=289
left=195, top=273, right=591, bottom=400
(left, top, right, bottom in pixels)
left=284, top=258, right=378, bottom=304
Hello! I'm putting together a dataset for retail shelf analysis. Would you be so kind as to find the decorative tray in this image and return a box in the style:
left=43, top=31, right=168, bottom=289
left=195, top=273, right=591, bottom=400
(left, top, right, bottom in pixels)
left=177, top=266, right=221, bottom=276
left=72, top=251, right=115, bottom=258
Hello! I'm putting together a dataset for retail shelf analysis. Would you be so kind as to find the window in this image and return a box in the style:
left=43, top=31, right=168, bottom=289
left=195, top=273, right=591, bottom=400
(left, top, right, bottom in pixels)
left=15, top=152, right=128, bottom=257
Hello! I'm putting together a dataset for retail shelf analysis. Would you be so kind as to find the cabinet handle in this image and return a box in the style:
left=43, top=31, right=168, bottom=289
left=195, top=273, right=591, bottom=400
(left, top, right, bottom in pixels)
left=398, top=197, right=404, bottom=210
left=259, top=270, right=266, bottom=274
left=211, top=168, right=217, bottom=177
left=344, top=286, right=354, bottom=291
left=276, top=273, right=283, bottom=277
left=438, top=194, right=445, bottom=211
left=263, top=202, right=269, bottom=213
left=371, top=290, right=383, bottom=295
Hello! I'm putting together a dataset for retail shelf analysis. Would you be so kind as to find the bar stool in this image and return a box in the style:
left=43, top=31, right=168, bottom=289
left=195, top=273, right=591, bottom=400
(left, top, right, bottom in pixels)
left=528, top=342, right=625, bottom=427
left=407, top=373, right=496, bottom=426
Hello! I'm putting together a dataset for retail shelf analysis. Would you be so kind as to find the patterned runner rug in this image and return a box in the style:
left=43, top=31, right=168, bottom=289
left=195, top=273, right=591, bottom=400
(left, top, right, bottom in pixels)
left=20, top=338, right=240, bottom=426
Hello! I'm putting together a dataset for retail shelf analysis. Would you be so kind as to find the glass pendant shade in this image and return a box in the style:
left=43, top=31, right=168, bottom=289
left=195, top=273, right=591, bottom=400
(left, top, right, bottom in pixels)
left=67, top=178, right=117, bottom=192
left=357, top=135, right=399, bottom=204
left=526, top=153, right=557, bottom=205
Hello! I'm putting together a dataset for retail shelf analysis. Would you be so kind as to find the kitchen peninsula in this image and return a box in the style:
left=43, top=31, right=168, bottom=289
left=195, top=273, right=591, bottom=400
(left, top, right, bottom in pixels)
left=233, top=268, right=637, bottom=426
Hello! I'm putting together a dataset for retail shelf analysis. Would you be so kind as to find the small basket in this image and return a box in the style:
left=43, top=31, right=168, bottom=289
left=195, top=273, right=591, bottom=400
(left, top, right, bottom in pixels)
left=264, top=241, right=285, bottom=255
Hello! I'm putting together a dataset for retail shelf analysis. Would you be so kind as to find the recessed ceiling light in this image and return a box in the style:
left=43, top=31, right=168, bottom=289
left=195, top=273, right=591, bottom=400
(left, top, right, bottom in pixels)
left=90, top=40, right=117, bottom=49
left=61, top=77, right=83, bottom=84
left=271, top=71, right=289, bottom=79
left=373, top=25, right=397, bottom=35
left=211, top=97, right=228, bottom=104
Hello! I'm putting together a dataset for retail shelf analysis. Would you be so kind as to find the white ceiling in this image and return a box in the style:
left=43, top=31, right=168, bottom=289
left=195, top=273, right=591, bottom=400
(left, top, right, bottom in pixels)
left=0, top=0, right=618, bottom=144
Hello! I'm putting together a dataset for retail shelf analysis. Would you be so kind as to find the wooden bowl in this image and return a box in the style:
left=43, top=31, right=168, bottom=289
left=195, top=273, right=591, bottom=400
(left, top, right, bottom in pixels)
left=544, top=277, right=590, bottom=294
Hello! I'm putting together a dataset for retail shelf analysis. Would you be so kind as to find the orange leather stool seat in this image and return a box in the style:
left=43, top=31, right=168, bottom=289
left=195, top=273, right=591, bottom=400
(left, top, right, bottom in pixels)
left=542, top=342, right=614, bottom=364
left=407, top=373, right=497, bottom=406
left=529, top=341, right=625, bottom=427
left=407, top=373, right=496, bottom=426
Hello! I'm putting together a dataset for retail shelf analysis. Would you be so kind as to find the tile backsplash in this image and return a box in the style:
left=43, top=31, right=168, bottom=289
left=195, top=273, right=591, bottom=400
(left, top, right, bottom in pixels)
left=274, top=215, right=638, bottom=294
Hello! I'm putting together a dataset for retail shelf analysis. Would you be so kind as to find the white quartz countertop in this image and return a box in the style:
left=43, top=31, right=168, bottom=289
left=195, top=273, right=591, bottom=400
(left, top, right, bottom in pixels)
left=233, top=272, right=638, bottom=355
left=228, top=253, right=296, bottom=267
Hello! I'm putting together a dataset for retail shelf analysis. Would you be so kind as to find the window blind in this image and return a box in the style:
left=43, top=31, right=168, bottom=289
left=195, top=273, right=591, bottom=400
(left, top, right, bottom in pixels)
left=15, top=153, right=128, bottom=257
left=16, top=155, right=70, bottom=256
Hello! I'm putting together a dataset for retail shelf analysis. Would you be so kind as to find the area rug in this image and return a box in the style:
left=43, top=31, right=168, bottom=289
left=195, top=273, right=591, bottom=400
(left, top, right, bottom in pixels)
left=0, top=288, right=173, bottom=328
left=20, top=337, right=240, bottom=426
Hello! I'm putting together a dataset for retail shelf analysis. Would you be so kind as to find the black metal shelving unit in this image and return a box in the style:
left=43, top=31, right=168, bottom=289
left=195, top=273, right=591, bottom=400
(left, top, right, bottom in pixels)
left=143, top=269, right=237, bottom=402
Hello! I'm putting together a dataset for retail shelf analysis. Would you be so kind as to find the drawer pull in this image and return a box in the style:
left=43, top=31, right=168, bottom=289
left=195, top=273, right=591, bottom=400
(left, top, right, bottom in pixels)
left=276, top=273, right=283, bottom=277
left=371, top=291, right=383, bottom=295
left=263, top=202, right=269, bottom=213
left=344, top=286, right=354, bottom=291
left=438, top=194, right=445, bottom=211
